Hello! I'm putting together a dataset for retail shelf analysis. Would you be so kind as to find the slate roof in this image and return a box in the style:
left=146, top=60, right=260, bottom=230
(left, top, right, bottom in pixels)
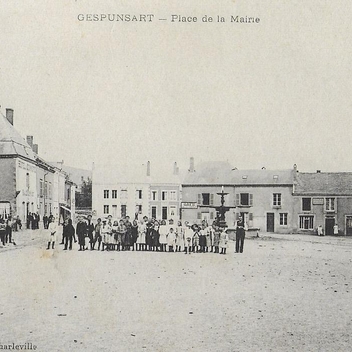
left=93, top=162, right=182, bottom=185
left=183, top=161, right=294, bottom=186
left=0, top=113, right=36, bottom=162
left=183, top=161, right=233, bottom=185
left=294, top=172, right=352, bottom=195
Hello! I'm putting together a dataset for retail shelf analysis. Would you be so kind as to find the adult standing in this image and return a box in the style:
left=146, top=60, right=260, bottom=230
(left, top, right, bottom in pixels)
left=0, top=219, right=6, bottom=246
left=5, top=216, right=13, bottom=244
left=63, top=219, right=76, bottom=250
left=131, top=220, right=139, bottom=251
left=235, top=215, right=246, bottom=253
left=76, top=216, right=87, bottom=251
left=86, top=215, right=95, bottom=250
left=333, top=223, right=339, bottom=236
left=93, top=218, right=102, bottom=250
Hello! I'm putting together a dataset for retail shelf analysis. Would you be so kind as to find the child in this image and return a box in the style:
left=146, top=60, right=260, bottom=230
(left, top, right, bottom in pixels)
left=212, top=225, right=220, bottom=253
left=219, top=228, right=228, bottom=255
left=101, top=219, right=111, bottom=251
left=111, top=220, right=119, bottom=250
left=167, top=227, right=176, bottom=252
left=47, top=217, right=57, bottom=250
left=184, top=222, right=193, bottom=254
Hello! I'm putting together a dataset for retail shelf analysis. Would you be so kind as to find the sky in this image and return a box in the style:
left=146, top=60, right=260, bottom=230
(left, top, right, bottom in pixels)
left=0, top=0, right=351, bottom=173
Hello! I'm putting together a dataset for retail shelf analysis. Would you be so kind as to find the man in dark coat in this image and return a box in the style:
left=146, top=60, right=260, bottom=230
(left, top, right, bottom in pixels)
left=76, top=216, right=87, bottom=251
left=86, top=215, right=95, bottom=250
left=63, top=219, right=76, bottom=250
left=235, top=215, right=246, bottom=253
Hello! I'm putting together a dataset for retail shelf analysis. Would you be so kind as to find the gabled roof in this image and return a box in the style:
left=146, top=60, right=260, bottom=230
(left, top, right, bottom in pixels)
left=231, top=169, right=294, bottom=186
left=0, top=114, right=36, bottom=162
left=183, top=161, right=294, bottom=186
left=93, top=162, right=182, bottom=186
left=183, top=161, right=233, bottom=185
left=294, top=172, right=352, bottom=195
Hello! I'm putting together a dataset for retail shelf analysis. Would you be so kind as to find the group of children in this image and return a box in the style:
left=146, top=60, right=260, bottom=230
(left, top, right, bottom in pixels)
left=58, top=215, right=230, bottom=255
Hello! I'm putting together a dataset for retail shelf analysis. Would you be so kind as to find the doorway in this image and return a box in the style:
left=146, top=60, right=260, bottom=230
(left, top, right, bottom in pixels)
left=267, top=213, right=274, bottom=232
left=325, top=217, right=335, bottom=236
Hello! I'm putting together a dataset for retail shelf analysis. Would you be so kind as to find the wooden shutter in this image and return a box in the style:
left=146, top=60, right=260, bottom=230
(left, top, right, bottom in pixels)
left=197, top=212, right=202, bottom=220
left=235, top=194, right=240, bottom=206
left=249, top=213, right=253, bottom=221
left=197, top=194, right=202, bottom=205
left=249, top=194, right=253, bottom=206
left=235, top=212, right=240, bottom=220
left=210, top=212, right=214, bottom=220
left=210, top=193, right=214, bottom=205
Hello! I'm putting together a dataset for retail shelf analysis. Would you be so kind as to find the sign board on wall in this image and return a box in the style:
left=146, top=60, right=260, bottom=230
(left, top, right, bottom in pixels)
left=181, top=202, right=198, bottom=209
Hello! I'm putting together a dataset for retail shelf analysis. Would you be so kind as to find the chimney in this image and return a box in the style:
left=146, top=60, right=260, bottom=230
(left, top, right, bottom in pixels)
left=6, top=108, right=14, bottom=125
left=316, top=170, right=321, bottom=173
left=147, top=161, right=151, bottom=176
left=189, top=157, right=195, bottom=173
left=173, top=162, right=178, bottom=175
left=33, top=144, right=38, bottom=154
left=26, top=136, right=34, bottom=149
left=293, top=164, right=298, bottom=172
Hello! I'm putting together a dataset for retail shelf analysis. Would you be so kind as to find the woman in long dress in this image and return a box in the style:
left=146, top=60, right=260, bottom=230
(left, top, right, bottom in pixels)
left=158, top=220, right=168, bottom=252
left=137, top=220, right=146, bottom=251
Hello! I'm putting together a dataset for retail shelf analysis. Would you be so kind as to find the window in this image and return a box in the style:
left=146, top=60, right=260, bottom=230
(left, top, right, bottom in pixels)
left=236, top=193, right=253, bottom=206
left=112, top=205, right=118, bottom=218
left=103, top=205, right=109, bottom=214
left=136, top=190, right=143, bottom=199
left=48, top=183, right=52, bottom=199
left=299, top=215, right=314, bottom=230
left=40, top=179, right=44, bottom=197
left=151, top=206, right=157, bottom=219
left=151, top=191, right=158, bottom=201
left=112, top=190, right=117, bottom=199
left=104, top=190, right=109, bottom=199
left=302, top=198, right=311, bottom=211
left=26, top=173, right=30, bottom=190
left=198, top=193, right=214, bottom=206
left=325, top=198, right=335, bottom=212
left=121, top=189, right=128, bottom=199
left=280, top=213, right=288, bottom=225
left=137, top=204, right=142, bottom=212
left=273, top=193, right=282, bottom=206
left=170, top=191, right=177, bottom=201
left=121, top=205, right=127, bottom=218
left=44, top=181, right=48, bottom=197
left=162, top=206, right=168, bottom=220
left=162, top=191, right=168, bottom=201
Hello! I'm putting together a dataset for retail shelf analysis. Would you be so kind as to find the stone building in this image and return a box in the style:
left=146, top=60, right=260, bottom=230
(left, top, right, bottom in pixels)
left=92, top=161, right=182, bottom=221
left=0, top=109, right=37, bottom=222
left=292, top=167, right=352, bottom=235
left=0, top=108, right=76, bottom=224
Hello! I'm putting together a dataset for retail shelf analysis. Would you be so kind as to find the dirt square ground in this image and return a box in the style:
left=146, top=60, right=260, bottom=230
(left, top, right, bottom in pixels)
left=0, top=229, right=351, bottom=351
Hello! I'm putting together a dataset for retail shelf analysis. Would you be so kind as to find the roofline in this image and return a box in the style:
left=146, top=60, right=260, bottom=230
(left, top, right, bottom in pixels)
left=293, top=193, right=352, bottom=197
left=0, top=154, right=36, bottom=164
left=182, top=183, right=293, bottom=187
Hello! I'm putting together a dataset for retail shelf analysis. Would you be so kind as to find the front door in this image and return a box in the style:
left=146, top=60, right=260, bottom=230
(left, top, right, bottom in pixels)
left=267, top=213, right=274, bottom=232
left=346, top=217, right=352, bottom=236
left=325, top=217, right=335, bottom=236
